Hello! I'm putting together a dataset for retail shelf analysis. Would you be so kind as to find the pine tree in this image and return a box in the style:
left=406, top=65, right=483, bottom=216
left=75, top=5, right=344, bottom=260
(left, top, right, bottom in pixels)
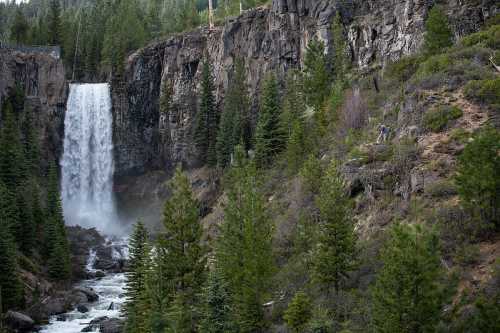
left=48, top=0, right=62, bottom=45
left=0, top=100, right=24, bottom=190
left=455, top=127, right=500, bottom=227
left=332, top=13, right=350, bottom=83
left=194, top=60, right=218, bottom=166
left=10, top=8, right=29, bottom=45
left=424, top=6, right=453, bottom=55
left=283, top=291, right=312, bottom=332
left=286, top=119, right=306, bottom=174
left=312, top=160, right=356, bottom=294
left=22, top=107, right=40, bottom=176
left=0, top=181, right=19, bottom=239
left=45, top=161, right=70, bottom=280
left=200, top=267, right=234, bottom=333
left=124, top=220, right=151, bottom=333
left=216, top=59, right=250, bottom=168
left=157, top=167, right=206, bottom=330
left=15, top=181, right=35, bottom=255
left=254, top=73, right=283, bottom=168
left=372, top=224, right=446, bottom=333
left=303, top=38, right=331, bottom=112
left=216, top=146, right=274, bottom=331
left=280, top=70, right=306, bottom=140
left=0, top=221, right=22, bottom=311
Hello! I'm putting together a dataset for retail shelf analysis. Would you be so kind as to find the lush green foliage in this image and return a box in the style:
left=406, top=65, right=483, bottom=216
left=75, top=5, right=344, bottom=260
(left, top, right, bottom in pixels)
left=254, top=73, right=284, bottom=168
left=216, top=147, right=274, bottom=331
left=216, top=59, right=251, bottom=168
left=372, top=224, right=448, bottom=333
left=424, top=6, right=453, bottom=55
left=455, top=127, right=500, bottom=227
left=124, top=220, right=151, bottom=333
left=464, top=78, right=500, bottom=109
left=313, top=160, right=356, bottom=293
left=283, top=291, right=312, bottom=332
left=195, top=60, right=218, bottom=166
left=423, top=105, right=463, bottom=132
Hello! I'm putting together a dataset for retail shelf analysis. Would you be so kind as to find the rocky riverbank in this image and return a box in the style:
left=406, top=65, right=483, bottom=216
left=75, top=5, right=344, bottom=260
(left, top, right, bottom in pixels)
left=4, top=227, right=127, bottom=333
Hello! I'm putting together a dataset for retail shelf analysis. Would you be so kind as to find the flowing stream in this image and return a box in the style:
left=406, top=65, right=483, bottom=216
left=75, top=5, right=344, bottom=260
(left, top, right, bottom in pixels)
left=39, top=242, right=128, bottom=333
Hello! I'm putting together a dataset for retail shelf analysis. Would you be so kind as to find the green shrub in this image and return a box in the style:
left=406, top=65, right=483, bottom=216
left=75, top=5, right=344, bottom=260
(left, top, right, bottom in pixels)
left=300, top=154, right=323, bottom=194
left=425, top=179, right=458, bottom=198
left=423, top=105, right=463, bottom=132
left=464, top=78, right=500, bottom=109
left=386, top=56, right=423, bottom=82
left=449, top=128, right=471, bottom=144
left=460, top=24, right=500, bottom=49
left=418, top=54, right=453, bottom=76
left=455, top=127, right=500, bottom=227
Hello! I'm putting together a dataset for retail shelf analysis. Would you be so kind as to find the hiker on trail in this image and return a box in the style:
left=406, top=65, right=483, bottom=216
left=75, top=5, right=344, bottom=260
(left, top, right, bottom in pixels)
left=377, top=124, right=390, bottom=143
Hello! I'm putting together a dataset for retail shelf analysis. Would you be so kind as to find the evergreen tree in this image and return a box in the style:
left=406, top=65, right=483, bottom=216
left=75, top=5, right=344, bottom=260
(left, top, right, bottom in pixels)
left=200, top=267, right=234, bottom=333
left=15, top=181, right=35, bottom=255
left=423, top=6, right=453, bottom=55
left=0, top=100, right=24, bottom=190
left=194, top=60, right=218, bottom=166
left=157, top=167, right=206, bottom=330
left=455, top=127, right=500, bottom=227
left=216, top=59, right=250, bottom=168
left=286, top=119, right=306, bottom=174
left=216, top=146, right=274, bottom=331
left=303, top=38, right=331, bottom=112
left=283, top=291, right=312, bottom=332
left=0, top=181, right=19, bottom=238
left=102, top=0, right=147, bottom=75
left=47, top=0, right=62, bottom=45
left=124, top=220, right=151, bottom=333
left=372, top=224, right=446, bottom=333
left=254, top=73, right=283, bottom=168
left=332, top=13, right=350, bottom=83
left=22, top=107, right=40, bottom=176
left=0, top=221, right=22, bottom=311
left=280, top=70, right=306, bottom=139
left=312, top=160, right=356, bottom=293
left=10, top=8, right=29, bottom=44
left=45, top=161, right=70, bottom=280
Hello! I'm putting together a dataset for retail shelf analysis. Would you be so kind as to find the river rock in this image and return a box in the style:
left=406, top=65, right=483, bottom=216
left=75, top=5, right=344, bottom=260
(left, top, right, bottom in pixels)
left=4, top=311, right=35, bottom=332
left=73, top=287, right=99, bottom=302
left=81, top=316, right=124, bottom=333
left=77, top=305, right=90, bottom=313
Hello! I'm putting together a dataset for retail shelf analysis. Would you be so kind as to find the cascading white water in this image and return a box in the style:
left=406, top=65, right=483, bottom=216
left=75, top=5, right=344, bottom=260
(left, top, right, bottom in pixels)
left=61, top=83, right=119, bottom=235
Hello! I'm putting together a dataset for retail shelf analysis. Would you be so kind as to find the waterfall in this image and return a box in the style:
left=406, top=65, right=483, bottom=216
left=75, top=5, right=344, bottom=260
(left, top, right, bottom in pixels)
left=61, top=83, right=119, bottom=235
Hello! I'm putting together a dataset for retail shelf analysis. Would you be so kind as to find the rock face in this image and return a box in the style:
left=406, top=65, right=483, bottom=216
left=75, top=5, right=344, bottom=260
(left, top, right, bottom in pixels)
left=0, top=48, right=67, bottom=166
left=4, top=311, right=35, bottom=332
left=113, top=0, right=498, bottom=178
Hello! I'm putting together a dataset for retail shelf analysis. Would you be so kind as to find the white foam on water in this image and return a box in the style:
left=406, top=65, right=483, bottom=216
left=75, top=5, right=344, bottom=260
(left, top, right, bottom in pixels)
left=61, top=83, right=121, bottom=236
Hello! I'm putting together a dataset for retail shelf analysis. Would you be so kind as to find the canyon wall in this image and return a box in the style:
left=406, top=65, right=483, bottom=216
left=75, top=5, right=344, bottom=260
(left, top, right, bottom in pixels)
left=113, top=0, right=498, bottom=178
left=0, top=48, right=67, bottom=167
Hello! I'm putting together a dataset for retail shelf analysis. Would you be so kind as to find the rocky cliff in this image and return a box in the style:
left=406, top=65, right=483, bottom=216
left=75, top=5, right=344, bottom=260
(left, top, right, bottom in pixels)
left=0, top=48, right=67, bottom=166
left=113, top=0, right=498, bottom=178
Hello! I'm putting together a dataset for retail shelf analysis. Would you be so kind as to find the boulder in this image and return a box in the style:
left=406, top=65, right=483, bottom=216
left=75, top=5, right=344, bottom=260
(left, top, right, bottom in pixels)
left=100, top=318, right=125, bottom=333
left=4, top=311, right=35, bottom=332
left=73, top=287, right=99, bottom=302
left=81, top=316, right=124, bottom=333
left=77, top=304, right=90, bottom=313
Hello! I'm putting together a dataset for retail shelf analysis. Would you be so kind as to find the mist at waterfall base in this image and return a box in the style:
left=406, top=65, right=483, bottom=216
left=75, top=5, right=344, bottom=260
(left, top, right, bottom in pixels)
left=61, top=83, right=124, bottom=236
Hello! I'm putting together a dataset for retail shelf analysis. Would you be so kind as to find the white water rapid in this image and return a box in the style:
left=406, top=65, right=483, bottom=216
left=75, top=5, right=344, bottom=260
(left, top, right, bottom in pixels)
left=40, top=241, right=128, bottom=333
left=61, top=83, right=120, bottom=235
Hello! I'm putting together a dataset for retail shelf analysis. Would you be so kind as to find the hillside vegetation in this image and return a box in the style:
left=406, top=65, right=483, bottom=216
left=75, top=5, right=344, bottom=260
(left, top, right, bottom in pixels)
left=122, top=7, right=500, bottom=333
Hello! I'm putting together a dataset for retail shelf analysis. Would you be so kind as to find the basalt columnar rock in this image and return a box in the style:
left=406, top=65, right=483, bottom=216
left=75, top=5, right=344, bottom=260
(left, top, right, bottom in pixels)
left=113, top=0, right=498, bottom=179
left=0, top=48, right=67, bottom=166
